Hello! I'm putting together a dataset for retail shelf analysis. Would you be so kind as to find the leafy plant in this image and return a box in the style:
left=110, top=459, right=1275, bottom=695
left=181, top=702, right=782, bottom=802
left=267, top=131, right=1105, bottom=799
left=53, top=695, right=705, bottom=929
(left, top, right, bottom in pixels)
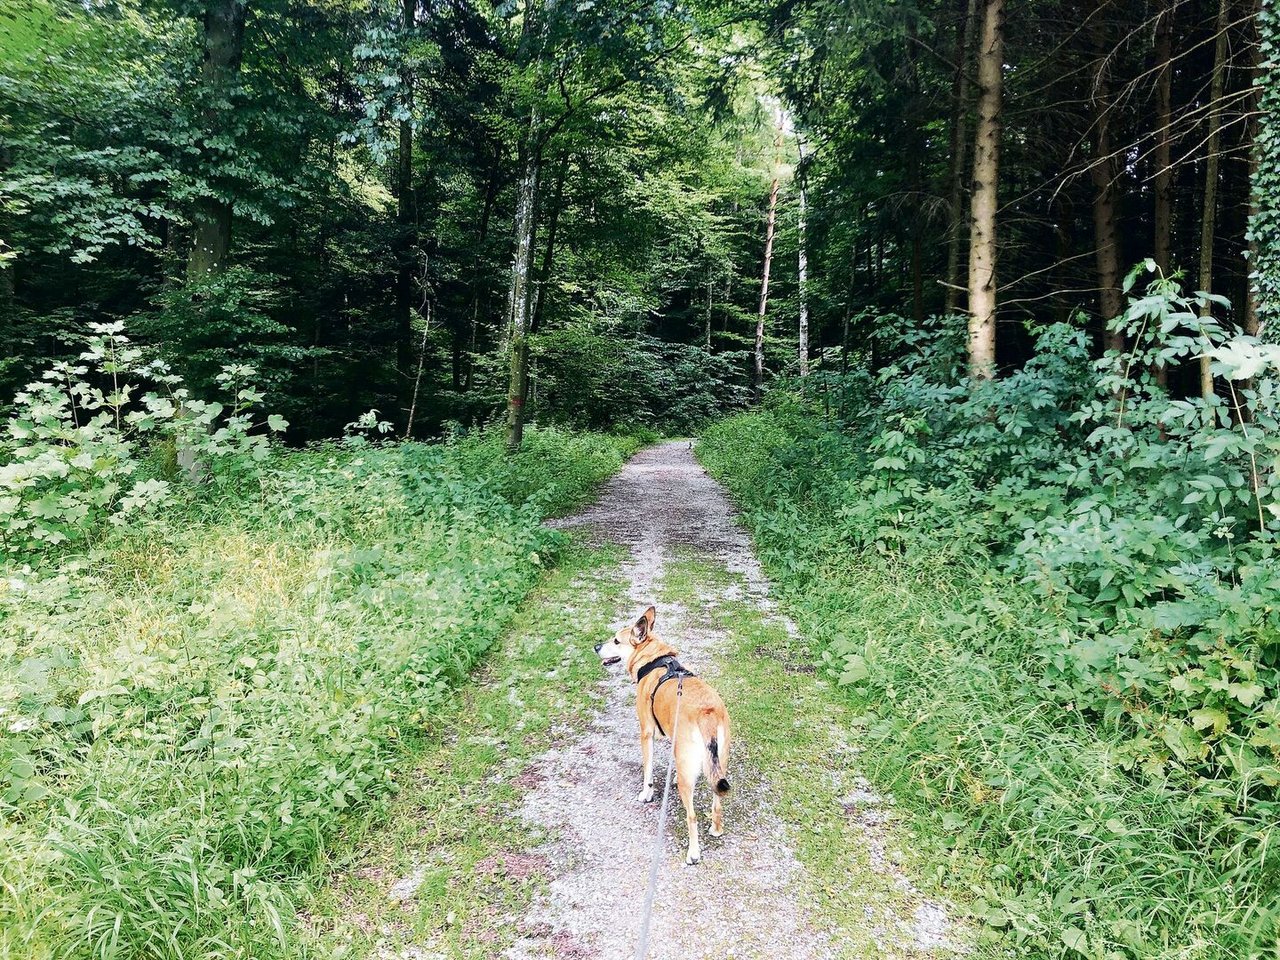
left=0, top=322, right=286, bottom=554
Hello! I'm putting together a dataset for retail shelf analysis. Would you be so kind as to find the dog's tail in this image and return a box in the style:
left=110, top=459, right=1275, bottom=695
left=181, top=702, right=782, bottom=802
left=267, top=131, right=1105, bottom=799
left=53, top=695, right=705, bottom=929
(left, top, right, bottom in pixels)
left=698, top=708, right=731, bottom=795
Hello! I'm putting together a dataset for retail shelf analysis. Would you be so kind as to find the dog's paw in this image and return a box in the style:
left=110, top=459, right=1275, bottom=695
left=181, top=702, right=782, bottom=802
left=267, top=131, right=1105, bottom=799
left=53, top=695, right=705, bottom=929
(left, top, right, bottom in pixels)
left=708, top=826, right=723, bottom=838
left=685, top=851, right=701, bottom=866
left=635, top=787, right=655, bottom=803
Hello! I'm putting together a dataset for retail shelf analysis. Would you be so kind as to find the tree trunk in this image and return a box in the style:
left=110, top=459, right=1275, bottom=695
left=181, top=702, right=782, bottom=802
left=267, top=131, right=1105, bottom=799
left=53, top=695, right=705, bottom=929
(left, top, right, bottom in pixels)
left=966, top=0, right=1003, bottom=380
left=705, top=268, right=714, bottom=351
left=531, top=156, right=568, bottom=335
left=1198, top=0, right=1230, bottom=400
left=946, top=0, right=979, bottom=314
left=754, top=164, right=780, bottom=401
left=505, top=124, right=542, bottom=452
left=1152, top=0, right=1174, bottom=388
left=0, top=143, right=12, bottom=307
left=394, top=0, right=417, bottom=395
left=1243, top=0, right=1262, bottom=338
left=797, top=137, right=810, bottom=378
left=1153, top=1, right=1174, bottom=275
left=465, top=156, right=501, bottom=388
left=504, top=0, right=549, bottom=453
left=946, top=9, right=978, bottom=304
left=1089, top=1, right=1124, bottom=353
left=187, top=0, right=248, bottom=280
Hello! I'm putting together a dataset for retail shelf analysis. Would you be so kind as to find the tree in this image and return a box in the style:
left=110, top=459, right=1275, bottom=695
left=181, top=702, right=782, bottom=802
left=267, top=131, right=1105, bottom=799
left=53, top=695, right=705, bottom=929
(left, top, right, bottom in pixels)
left=1198, top=0, right=1231, bottom=399
left=1088, top=0, right=1123, bottom=352
left=394, top=0, right=418, bottom=418
left=945, top=0, right=978, bottom=316
left=797, top=135, right=810, bottom=378
left=188, top=0, right=248, bottom=280
left=754, top=115, right=782, bottom=401
left=966, top=0, right=1003, bottom=380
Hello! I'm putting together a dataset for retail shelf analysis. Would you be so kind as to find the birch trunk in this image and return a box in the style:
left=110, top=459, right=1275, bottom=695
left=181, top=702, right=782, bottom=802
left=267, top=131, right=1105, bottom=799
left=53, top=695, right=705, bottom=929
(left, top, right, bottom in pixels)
left=503, top=0, right=549, bottom=452
left=754, top=166, right=780, bottom=401
left=505, top=123, right=542, bottom=452
left=1198, top=0, right=1231, bottom=399
left=966, top=0, right=1003, bottom=380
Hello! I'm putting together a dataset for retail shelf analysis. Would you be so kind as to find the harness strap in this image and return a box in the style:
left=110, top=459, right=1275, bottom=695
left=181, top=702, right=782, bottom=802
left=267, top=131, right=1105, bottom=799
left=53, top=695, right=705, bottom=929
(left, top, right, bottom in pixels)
left=636, top=655, right=695, bottom=738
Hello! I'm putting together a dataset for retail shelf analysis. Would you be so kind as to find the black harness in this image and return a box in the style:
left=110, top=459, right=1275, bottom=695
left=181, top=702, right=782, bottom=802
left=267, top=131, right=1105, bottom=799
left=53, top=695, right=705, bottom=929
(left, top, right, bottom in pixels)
left=635, top=654, right=695, bottom=737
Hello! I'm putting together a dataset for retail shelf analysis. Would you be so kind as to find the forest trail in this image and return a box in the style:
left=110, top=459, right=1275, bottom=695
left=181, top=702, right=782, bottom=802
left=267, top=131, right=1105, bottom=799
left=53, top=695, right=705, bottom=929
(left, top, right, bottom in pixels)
left=505, top=441, right=963, bottom=959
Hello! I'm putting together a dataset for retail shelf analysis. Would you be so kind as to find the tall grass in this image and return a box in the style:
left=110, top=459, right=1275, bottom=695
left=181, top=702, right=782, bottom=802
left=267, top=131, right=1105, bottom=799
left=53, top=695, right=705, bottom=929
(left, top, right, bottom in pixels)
left=700, top=412, right=1280, bottom=960
left=0, top=427, right=637, bottom=960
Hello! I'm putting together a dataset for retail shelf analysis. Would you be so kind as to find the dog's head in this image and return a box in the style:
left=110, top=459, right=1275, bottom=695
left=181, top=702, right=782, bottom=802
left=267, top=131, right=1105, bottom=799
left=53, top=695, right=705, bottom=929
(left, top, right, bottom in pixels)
left=594, top=605, right=656, bottom=668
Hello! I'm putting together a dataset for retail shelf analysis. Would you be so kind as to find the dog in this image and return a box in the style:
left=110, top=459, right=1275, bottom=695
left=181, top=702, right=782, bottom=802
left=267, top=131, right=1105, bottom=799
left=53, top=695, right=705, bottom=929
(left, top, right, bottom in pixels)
left=594, top=605, right=731, bottom=865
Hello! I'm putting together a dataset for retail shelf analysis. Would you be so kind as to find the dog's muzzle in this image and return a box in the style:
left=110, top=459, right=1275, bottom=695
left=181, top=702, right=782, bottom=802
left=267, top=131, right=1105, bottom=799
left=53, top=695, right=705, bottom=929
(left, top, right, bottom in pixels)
left=594, top=642, right=621, bottom=666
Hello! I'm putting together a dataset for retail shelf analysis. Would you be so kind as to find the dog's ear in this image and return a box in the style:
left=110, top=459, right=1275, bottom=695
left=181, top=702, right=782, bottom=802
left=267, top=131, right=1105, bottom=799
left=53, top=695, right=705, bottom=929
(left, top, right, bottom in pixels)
left=632, top=606, right=656, bottom=646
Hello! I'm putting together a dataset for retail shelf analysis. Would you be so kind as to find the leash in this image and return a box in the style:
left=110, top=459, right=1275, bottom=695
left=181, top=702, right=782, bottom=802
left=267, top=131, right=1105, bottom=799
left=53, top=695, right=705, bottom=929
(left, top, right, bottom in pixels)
left=634, top=676, right=683, bottom=960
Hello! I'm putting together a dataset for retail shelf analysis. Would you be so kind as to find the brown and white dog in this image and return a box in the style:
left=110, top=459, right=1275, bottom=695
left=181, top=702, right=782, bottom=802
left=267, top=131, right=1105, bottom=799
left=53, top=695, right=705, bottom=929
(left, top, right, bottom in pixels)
left=594, top=605, right=731, bottom=865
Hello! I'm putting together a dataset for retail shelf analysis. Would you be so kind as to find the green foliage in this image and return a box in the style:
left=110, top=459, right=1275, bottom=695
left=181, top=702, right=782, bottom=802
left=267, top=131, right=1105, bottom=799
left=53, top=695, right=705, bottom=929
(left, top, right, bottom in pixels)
left=531, top=328, right=748, bottom=435
left=0, top=425, right=633, bottom=960
left=0, top=322, right=286, bottom=554
left=1250, top=0, right=1280, bottom=327
left=700, top=275, right=1280, bottom=958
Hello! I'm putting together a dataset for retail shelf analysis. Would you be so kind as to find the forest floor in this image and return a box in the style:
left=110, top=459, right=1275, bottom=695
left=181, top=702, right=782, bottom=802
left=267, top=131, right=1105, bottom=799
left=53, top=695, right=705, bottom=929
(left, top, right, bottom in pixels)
left=303, top=442, right=972, bottom=959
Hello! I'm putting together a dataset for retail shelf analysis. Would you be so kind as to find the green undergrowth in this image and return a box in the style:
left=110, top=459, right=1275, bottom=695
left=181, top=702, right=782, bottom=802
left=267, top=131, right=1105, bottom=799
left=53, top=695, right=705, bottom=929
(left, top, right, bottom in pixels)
left=659, top=554, right=981, bottom=960
left=0, top=429, right=638, bottom=960
left=297, top=545, right=626, bottom=959
left=699, top=413, right=1280, bottom=960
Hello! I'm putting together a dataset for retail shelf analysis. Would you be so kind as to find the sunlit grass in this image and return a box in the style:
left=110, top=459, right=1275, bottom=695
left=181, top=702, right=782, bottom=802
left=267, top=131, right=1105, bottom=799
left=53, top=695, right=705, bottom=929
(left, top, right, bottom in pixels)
left=0, top=429, right=637, bottom=960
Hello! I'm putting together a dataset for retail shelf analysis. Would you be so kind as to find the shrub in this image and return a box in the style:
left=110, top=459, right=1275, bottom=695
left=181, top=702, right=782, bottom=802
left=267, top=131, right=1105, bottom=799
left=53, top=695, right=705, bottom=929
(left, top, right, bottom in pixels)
left=0, top=322, right=287, bottom=555
left=699, top=270, right=1280, bottom=957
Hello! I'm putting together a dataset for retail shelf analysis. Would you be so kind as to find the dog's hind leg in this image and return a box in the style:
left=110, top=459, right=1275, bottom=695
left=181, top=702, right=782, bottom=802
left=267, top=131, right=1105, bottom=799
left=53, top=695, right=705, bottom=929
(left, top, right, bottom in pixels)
left=635, top=728, right=656, bottom=803
left=677, top=745, right=702, bottom=865
left=709, top=788, right=724, bottom=838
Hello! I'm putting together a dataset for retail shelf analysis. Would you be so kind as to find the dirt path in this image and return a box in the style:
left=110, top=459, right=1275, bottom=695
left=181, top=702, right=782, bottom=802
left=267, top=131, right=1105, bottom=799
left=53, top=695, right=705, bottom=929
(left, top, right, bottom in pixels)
left=506, top=441, right=961, bottom=959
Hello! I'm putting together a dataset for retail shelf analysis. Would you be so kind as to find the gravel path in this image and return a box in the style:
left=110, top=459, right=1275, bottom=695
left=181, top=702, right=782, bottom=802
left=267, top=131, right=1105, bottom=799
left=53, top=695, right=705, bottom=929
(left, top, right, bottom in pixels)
left=503, top=441, right=962, bottom=959
left=521, top=441, right=831, bottom=959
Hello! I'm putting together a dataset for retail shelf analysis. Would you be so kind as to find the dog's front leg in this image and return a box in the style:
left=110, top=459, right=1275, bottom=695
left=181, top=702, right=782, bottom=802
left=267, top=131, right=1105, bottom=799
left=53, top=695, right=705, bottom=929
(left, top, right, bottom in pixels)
left=635, top=728, right=656, bottom=803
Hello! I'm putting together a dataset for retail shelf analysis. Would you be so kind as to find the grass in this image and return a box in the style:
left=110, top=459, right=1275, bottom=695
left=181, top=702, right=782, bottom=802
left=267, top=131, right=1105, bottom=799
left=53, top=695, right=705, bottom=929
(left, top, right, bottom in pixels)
left=0, top=428, right=637, bottom=960
left=295, top=544, right=628, bottom=958
left=698, top=414, right=1280, bottom=960
left=658, top=553, right=983, bottom=960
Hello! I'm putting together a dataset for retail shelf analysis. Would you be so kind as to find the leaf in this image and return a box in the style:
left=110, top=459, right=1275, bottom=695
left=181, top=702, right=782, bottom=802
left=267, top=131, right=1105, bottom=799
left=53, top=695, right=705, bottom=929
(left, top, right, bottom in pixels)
left=1190, top=708, right=1229, bottom=735
left=838, top=654, right=869, bottom=685
left=1061, top=926, right=1090, bottom=956
left=77, top=685, right=129, bottom=706
left=267, top=414, right=289, bottom=433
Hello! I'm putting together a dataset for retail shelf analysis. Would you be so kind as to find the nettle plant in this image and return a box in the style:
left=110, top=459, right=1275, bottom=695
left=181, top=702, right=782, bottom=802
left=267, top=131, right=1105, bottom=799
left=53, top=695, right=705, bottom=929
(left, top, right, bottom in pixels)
left=0, top=323, right=287, bottom=554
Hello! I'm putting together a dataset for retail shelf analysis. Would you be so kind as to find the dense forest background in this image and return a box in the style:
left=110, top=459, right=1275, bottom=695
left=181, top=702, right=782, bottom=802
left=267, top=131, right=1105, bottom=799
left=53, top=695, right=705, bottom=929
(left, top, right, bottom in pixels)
left=7, top=1, right=1280, bottom=958
left=4, top=0, right=1274, bottom=443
